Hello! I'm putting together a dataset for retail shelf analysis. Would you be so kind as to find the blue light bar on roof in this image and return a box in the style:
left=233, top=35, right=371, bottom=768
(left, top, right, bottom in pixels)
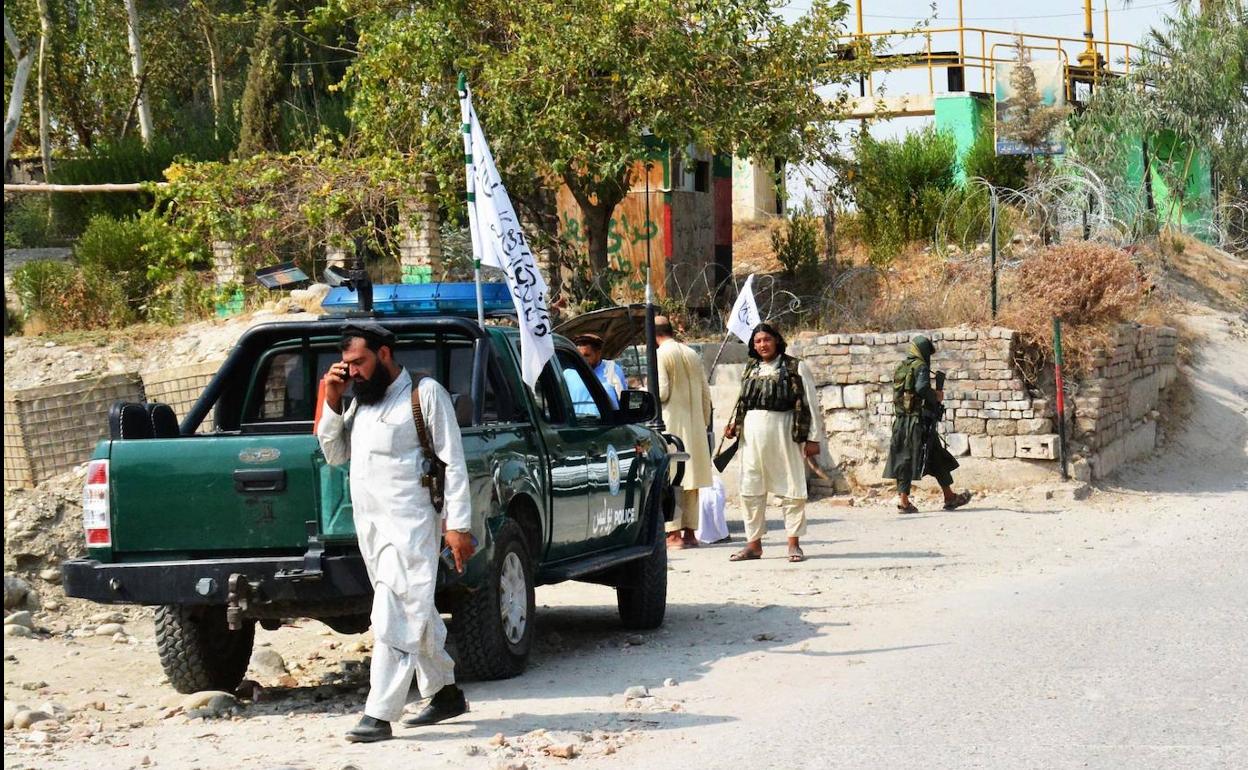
left=322, top=282, right=515, bottom=316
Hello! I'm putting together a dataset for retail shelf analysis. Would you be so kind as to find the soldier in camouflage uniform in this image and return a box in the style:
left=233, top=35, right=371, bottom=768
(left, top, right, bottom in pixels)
left=883, top=335, right=973, bottom=514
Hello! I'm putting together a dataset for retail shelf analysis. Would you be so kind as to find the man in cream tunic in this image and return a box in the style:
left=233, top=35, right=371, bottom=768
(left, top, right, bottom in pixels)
left=655, top=316, right=714, bottom=549
left=317, top=322, right=475, bottom=743
left=725, top=323, right=825, bottom=563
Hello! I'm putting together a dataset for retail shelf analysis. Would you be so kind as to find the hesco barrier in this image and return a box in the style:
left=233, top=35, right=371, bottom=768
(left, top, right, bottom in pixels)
left=3, top=373, right=145, bottom=489
left=141, top=360, right=224, bottom=435
left=3, top=360, right=226, bottom=490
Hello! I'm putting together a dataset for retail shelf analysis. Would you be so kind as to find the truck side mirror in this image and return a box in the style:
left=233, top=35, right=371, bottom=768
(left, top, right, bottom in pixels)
left=617, top=389, right=656, bottom=424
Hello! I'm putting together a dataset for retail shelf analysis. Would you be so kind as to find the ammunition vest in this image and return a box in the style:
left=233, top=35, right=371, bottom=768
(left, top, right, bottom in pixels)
left=893, top=357, right=925, bottom=415
left=733, top=354, right=812, bottom=443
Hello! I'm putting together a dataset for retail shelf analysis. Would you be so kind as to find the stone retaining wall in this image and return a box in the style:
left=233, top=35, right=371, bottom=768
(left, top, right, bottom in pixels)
left=789, top=323, right=1177, bottom=485
left=1069, top=324, right=1178, bottom=481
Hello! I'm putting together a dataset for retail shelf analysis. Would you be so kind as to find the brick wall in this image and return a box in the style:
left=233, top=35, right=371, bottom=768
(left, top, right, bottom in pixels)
left=1069, top=324, right=1178, bottom=480
left=789, top=323, right=1178, bottom=484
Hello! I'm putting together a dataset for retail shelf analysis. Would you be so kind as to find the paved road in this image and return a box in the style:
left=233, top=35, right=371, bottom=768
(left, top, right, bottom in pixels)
left=13, top=316, right=1244, bottom=770
left=619, top=313, right=1248, bottom=770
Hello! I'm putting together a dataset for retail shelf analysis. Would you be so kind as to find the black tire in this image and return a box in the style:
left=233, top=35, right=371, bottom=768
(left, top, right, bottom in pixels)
left=450, top=519, right=536, bottom=681
left=616, top=501, right=668, bottom=630
left=154, top=605, right=255, bottom=694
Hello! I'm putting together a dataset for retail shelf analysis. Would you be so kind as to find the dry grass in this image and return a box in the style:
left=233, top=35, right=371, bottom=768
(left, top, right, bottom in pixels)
left=1143, top=233, right=1248, bottom=313
left=997, top=242, right=1152, bottom=376
left=732, top=220, right=786, bottom=275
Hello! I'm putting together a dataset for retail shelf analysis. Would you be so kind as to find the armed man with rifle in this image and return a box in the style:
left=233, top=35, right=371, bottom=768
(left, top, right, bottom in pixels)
left=883, top=335, right=973, bottom=514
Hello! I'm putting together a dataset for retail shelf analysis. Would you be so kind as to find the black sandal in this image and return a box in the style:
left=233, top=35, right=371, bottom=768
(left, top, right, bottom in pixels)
left=897, top=502, right=919, bottom=514
left=943, top=491, right=973, bottom=510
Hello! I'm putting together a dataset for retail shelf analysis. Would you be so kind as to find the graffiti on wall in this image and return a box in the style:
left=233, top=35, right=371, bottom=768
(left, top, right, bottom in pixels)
left=559, top=210, right=660, bottom=256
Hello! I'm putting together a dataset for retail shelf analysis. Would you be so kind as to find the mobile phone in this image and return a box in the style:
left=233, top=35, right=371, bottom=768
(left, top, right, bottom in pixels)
left=440, top=535, right=478, bottom=572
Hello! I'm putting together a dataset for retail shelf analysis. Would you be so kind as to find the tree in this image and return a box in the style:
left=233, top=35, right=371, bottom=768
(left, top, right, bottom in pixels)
left=344, top=0, right=869, bottom=274
left=237, top=0, right=289, bottom=157
left=123, top=0, right=155, bottom=144
left=191, top=0, right=226, bottom=137
left=4, top=14, right=35, bottom=173
left=36, top=0, right=52, bottom=178
left=1071, top=2, right=1247, bottom=238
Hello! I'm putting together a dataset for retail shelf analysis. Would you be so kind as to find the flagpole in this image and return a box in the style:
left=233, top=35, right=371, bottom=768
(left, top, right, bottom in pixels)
left=458, top=73, right=486, bottom=329
left=708, top=330, right=734, bottom=375
left=643, top=159, right=665, bottom=432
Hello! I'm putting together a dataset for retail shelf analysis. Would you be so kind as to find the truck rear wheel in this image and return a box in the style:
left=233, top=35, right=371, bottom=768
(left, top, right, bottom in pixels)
left=155, top=605, right=255, bottom=694
left=450, top=520, right=535, bottom=681
left=616, top=506, right=668, bottom=630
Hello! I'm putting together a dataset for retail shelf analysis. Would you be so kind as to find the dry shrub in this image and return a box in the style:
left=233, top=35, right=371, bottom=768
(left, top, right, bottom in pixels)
left=999, top=242, right=1148, bottom=375
left=823, top=246, right=997, bottom=332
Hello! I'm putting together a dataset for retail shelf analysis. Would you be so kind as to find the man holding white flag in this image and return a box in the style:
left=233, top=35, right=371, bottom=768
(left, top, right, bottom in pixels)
left=458, top=83, right=554, bottom=388
left=727, top=274, right=761, bottom=345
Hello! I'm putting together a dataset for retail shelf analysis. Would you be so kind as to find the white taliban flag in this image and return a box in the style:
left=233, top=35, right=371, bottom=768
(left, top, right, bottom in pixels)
left=726, top=274, right=761, bottom=344
left=460, top=90, right=554, bottom=388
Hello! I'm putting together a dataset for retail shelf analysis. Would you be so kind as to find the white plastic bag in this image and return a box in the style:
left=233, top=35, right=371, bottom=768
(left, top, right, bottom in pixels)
left=696, top=476, right=729, bottom=544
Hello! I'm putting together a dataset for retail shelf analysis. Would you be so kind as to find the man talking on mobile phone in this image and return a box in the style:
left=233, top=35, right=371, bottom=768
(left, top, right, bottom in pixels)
left=316, top=321, right=475, bottom=743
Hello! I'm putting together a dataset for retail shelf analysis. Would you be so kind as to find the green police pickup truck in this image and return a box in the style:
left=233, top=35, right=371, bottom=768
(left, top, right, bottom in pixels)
left=62, top=286, right=676, bottom=694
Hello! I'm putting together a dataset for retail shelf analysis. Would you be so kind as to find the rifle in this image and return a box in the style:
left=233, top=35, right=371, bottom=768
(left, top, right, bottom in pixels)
left=917, top=370, right=947, bottom=476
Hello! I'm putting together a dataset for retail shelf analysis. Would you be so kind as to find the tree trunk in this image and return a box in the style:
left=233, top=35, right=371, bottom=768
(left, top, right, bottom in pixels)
left=564, top=171, right=628, bottom=276
left=36, top=0, right=53, bottom=181
left=194, top=3, right=224, bottom=138
left=3, top=19, right=35, bottom=176
left=124, top=0, right=154, bottom=145
left=237, top=0, right=290, bottom=157
left=581, top=201, right=612, bottom=274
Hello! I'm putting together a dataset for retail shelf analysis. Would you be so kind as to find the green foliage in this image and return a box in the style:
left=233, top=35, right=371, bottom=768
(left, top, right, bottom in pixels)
left=3, top=196, right=52, bottom=249
left=850, top=127, right=959, bottom=261
left=771, top=207, right=822, bottom=283
left=4, top=1, right=347, bottom=171
left=963, top=130, right=1027, bottom=191
left=237, top=0, right=290, bottom=157
left=146, top=271, right=218, bottom=326
left=157, top=146, right=426, bottom=280
left=937, top=184, right=1020, bottom=256
left=11, top=209, right=210, bottom=332
left=11, top=260, right=77, bottom=320
left=1069, top=3, right=1248, bottom=235
left=10, top=258, right=130, bottom=330
left=342, top=0, right=873, bottom=271
left=74, top=215, right=156, bottom=316
left=49, top=133, right=232, bottom=239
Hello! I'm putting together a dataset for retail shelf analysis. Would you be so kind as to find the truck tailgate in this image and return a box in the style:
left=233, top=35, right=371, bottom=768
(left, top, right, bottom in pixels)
left=108, top=434, right=329, bottom=553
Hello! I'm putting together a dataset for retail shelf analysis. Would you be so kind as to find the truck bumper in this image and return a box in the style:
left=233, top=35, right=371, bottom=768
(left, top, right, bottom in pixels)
left=61, top=554, right=373, bottom=607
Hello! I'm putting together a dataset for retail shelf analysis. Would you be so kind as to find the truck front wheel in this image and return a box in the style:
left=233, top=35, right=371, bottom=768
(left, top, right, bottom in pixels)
left=616, top=505, right=668, bottom=630
left=450, top=520, right=535, bottom=681
left=155, top=605, right=255, bottom=694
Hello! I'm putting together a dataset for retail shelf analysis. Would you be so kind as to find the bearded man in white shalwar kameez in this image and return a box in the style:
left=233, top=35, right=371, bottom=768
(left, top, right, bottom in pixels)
left=317, top=322, right=476, bottom=743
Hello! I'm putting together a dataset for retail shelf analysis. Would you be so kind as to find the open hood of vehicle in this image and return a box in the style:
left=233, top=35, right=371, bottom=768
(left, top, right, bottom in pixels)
left=554, top=304, right=649, bottom=360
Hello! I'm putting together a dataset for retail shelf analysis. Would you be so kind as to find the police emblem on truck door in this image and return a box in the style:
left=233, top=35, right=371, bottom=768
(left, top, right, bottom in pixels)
left=607, top=444, right=621, bottom=497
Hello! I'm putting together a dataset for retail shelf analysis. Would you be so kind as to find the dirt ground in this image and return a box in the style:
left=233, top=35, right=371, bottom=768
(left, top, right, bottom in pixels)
left=5, top=303, right=1244, bottom=770
left=4, top=234, right=1244, bottom=769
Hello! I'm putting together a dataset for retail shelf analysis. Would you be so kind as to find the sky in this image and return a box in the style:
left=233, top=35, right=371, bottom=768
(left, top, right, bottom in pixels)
left=775, top=0, right=1183, bottom=203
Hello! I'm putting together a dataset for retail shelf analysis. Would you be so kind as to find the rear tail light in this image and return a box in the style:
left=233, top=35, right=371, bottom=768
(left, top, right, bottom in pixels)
left=83, top=459, right=111, bottom=547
